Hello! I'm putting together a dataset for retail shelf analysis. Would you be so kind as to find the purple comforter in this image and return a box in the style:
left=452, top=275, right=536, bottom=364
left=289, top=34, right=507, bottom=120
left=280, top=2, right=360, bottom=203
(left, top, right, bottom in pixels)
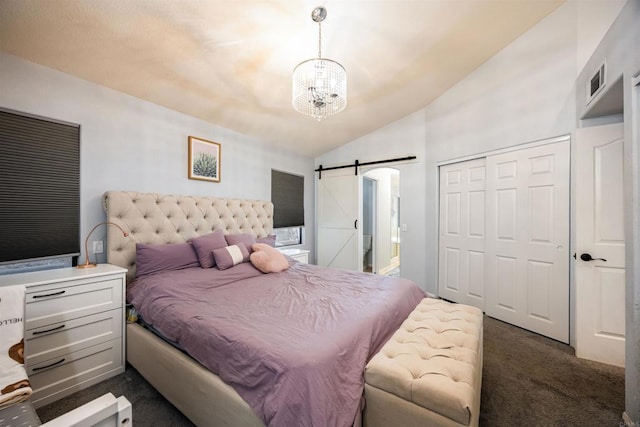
left=128, top=260, right=425, bottom=427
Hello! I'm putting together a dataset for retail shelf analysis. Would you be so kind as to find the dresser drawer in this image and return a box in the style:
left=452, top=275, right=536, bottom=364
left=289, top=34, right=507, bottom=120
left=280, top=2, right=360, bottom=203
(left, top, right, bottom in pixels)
left=28, top=339, right=123, bottom=408
left=25, top=308, right=123, bottom=366
left=26, top=277, right=123, bottom=330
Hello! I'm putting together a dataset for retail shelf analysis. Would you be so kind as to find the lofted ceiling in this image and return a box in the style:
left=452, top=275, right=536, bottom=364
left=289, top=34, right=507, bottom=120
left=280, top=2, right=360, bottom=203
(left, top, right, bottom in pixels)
left=0, top=0, right=564, bottom=157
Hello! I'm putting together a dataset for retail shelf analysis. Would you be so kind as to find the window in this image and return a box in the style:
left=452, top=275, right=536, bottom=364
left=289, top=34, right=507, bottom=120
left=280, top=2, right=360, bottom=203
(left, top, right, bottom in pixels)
left=271, top=170, right=304, bottom=247
left=0, top=109, right=80, bottom=265
left=274, top=227, right=302, bottom=247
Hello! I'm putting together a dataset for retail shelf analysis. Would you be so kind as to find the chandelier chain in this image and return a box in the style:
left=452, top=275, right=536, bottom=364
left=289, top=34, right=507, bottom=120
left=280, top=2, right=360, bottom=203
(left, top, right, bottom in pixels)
left=318, top=20, right=322, bottom=58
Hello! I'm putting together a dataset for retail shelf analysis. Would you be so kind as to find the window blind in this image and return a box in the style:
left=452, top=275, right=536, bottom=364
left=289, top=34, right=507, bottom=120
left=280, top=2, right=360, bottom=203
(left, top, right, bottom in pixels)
left=0, top=110, right=80, bottom=263
left=271, top=170, right=304, bottom=228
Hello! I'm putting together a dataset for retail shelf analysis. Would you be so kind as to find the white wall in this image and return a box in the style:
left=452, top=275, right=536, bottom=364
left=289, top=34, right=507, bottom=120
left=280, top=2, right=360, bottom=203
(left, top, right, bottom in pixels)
left=575, top=0, right=640, bottom=421
left=576, top=0, right=626, bottom=75
left=317, top=0, right=623, bottom=296
left=0, top=53, right=316, bottom=264
left=422, top=2, right=581, bottom=292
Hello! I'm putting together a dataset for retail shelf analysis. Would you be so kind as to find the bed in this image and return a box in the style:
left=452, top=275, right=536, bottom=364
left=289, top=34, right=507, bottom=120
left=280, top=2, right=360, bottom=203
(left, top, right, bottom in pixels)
left=103, top=191, right=425, bottom=426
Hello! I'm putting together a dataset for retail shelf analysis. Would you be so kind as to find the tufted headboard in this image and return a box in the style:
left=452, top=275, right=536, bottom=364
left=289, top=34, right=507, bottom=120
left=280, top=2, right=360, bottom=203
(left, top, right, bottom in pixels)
left=103, top=191, right=273, bottom=282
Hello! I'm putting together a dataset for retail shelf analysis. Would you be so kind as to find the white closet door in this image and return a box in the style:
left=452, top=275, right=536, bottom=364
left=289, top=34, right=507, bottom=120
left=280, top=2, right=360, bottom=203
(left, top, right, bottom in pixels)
left=438, top=158, right=486, bottom=308
left=485, top=141, right=570, bottom=343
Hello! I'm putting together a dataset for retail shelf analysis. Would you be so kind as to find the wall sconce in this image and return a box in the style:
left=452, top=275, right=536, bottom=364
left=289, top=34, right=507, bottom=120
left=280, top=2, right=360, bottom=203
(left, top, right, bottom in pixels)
left=78, top=221, right=129, bottom=269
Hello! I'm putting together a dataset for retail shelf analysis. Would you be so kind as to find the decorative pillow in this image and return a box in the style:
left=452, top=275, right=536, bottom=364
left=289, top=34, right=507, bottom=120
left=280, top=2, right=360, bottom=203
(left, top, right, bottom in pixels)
left=250, top=243, right=290, bottom=273
left=225, top=233, right=257, bottom=252
left=135, top=242, right=200, bottom=278
left=190, top=230, right=227, bottom=268
left=256, top=234, right=276, bottom=247
left=213, top=244, right=250, bottom=270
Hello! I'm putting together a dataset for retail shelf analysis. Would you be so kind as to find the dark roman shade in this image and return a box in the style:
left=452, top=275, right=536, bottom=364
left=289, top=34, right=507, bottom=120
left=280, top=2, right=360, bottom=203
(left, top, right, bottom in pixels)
left=0, top=110, right=80, bottom=264
left=271, top=170, right=304, bottom=228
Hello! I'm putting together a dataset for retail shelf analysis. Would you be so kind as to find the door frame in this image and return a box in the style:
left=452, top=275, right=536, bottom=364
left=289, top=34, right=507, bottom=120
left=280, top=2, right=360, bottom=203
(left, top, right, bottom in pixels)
left=362, top=167, right=401, bottom=276
left=362, top=176, right=378, bottom=273
left=437, top=135, right=571, bottom=167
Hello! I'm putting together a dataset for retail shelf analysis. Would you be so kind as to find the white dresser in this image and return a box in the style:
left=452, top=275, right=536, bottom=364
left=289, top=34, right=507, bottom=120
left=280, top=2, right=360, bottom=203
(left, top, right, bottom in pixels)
left=0, top=264, right=126, bottom=408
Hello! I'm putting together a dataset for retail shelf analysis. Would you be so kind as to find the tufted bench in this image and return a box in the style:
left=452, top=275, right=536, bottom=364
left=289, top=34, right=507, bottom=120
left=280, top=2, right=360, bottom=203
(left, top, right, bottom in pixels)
left=364, top=298, right=483, bottom=427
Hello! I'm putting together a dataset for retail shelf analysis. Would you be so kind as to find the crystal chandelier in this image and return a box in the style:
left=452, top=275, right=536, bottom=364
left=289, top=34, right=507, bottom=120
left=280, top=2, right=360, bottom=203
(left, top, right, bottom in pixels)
left=292, top=7, right=347, bottom=121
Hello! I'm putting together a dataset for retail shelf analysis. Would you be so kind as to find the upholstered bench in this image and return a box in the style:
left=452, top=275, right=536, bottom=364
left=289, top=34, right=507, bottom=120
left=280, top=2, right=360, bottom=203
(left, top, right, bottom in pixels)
left=364, top=298, right=483, bottom=427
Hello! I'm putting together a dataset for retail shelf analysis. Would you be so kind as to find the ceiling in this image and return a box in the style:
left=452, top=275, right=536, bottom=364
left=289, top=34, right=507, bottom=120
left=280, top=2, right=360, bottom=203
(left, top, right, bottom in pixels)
left=0, top=0, right=564, bottom=157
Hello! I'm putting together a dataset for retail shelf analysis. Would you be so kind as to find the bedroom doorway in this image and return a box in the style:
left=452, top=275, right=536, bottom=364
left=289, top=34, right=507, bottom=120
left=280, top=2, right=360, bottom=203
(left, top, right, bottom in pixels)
left=362, top=168, right=400, bottom=276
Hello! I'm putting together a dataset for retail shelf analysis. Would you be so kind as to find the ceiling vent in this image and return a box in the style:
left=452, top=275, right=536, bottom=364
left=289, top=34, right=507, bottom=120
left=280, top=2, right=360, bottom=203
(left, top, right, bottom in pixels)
left=586, top=61, right=606, bottom=106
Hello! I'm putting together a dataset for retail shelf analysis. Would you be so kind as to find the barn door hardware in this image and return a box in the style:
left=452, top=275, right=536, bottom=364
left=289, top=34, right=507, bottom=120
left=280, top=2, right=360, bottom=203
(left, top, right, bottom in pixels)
left=315, top=156, right=417, bottom=179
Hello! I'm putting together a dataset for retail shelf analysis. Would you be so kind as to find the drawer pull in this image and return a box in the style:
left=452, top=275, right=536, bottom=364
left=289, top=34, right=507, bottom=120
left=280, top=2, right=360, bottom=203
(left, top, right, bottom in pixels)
left=32, top=324, right=66, bottom=335
left=32, top=290, right=66, bottom=299
left=32, top=358, right=65, bottom=372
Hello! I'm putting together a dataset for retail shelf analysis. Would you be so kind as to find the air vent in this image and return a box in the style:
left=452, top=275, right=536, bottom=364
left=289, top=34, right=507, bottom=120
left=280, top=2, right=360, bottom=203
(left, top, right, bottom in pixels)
left=586, top=61, right=606, bottom=105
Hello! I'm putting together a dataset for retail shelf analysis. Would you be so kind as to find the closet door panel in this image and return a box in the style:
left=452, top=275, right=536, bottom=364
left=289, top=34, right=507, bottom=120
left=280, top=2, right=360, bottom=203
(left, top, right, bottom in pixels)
left=485, top=141, right=569, bottom=343
left=438, top=158, right=486, bottom=307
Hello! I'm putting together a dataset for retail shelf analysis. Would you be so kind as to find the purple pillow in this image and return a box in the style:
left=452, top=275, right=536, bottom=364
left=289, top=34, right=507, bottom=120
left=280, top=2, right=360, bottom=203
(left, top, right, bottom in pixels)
left=135, top=242, right=199, bottom=277
left=256, top=234, right=276, bottom=247
left=190, top=230, right=227, bottom=268
left=213, top=244, right=250, bottom=270
left=225, top=233, right=257, bottom=252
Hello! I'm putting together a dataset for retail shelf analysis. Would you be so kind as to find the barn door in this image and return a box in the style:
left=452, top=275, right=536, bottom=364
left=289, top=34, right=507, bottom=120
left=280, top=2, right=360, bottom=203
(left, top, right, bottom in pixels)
left=317, top=169, right=361, bottom=270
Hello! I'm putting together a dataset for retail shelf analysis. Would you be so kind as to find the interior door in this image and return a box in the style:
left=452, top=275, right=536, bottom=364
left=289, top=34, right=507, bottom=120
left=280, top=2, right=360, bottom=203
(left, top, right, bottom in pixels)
left=317, top=169, right=361, bottom=270
left=438, top=158, right=487, bottom=308
left=575, top=123, right=625, bottom=367
left=485, top=141, right=570, bottom=343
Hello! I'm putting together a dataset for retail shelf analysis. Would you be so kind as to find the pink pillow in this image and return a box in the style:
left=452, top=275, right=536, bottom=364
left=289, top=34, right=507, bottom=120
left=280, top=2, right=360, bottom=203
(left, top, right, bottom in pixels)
left=225, top=233, right=257, bottom=252
left=213, top=244, right=250, bottom=270
left=135, top=243, right=199, bottom=278
left=250, top=243, right=289, bottom=273
left=190, top=230, right=227, bottom=268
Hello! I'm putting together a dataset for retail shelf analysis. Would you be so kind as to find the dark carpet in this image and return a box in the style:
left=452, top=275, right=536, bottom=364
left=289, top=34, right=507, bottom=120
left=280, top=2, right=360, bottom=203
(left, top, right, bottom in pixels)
left=37, top=316, right=625, bottom=426
left=480, top=316, right=624, bottom=426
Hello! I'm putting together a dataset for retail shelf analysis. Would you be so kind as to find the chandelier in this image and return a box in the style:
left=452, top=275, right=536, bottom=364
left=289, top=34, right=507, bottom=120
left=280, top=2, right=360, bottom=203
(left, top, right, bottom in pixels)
left=292, top=7, right=347, bottom=121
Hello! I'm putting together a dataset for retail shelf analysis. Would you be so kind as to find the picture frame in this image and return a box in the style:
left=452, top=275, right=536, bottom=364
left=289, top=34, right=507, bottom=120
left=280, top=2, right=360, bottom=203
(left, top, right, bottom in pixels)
left=188, top=136, right=221, bottom=182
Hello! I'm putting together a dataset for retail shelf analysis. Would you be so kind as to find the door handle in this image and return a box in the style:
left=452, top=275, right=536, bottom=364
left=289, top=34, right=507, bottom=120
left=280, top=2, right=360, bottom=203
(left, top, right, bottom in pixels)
left=354, top=219, right=358, bottom=230
left=580, top=253, right=607, bottom=262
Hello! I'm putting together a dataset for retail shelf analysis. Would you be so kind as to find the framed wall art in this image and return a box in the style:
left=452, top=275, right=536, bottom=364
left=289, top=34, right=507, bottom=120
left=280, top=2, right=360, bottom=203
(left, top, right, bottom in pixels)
left=188, top=136, right=221, bottom=182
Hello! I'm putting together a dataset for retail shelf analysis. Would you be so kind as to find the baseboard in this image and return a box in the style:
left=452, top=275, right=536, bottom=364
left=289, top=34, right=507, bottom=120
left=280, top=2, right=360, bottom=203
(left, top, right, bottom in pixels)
left=622, top=411, right=636, bottom=426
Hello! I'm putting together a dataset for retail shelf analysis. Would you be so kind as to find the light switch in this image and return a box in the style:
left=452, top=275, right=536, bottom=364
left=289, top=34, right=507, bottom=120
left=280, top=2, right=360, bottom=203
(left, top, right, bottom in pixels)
left=93, top=240, right=104, bottom=254
left=401, top=224, right=408, bottom=232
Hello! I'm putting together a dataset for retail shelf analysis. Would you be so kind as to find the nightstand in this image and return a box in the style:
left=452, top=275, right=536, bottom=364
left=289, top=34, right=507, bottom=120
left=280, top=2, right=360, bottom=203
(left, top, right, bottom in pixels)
left=0, top=264, right=126, bottom=408
left=278, top=248, right=310, bottom=264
